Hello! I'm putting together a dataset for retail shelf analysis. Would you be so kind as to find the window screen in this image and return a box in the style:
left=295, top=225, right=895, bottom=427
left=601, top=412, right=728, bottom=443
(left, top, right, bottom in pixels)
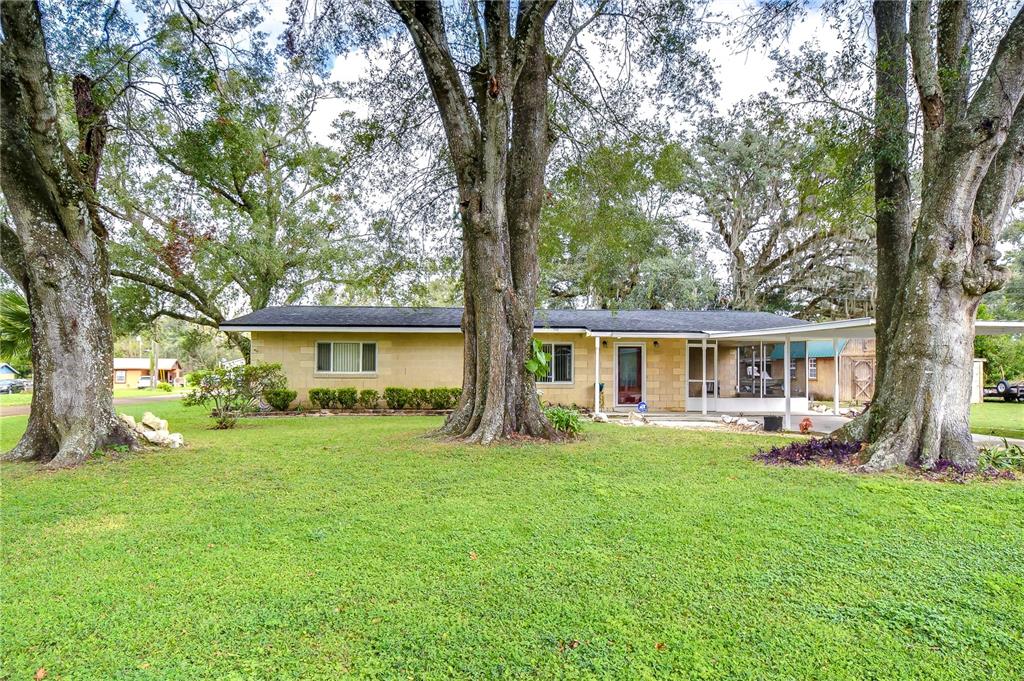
left=361, top=343, right=377, bottom=372
left=333, top=342, right=361, bottom=372
left=316, top=342, right=332, bottom=372
left=539, top=343, right=572, bottom=383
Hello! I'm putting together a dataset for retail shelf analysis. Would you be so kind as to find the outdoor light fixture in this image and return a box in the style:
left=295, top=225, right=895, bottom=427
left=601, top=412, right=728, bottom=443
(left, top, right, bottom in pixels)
left=602, top=340, right=608, bottom=347
left=653, top=340, right=660, bottom=348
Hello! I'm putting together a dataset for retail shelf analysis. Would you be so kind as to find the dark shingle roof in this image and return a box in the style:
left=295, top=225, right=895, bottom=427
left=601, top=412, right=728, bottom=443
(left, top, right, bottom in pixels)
left=221, top=306, right=808, bottom=334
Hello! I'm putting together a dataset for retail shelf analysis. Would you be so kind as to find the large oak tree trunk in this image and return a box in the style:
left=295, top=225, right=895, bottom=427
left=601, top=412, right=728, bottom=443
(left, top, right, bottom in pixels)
left=1, top=1, right=134, bottom=467
left=392, top=0, right=557, bottom=443
left=849, top=1, right=1024, bottom=470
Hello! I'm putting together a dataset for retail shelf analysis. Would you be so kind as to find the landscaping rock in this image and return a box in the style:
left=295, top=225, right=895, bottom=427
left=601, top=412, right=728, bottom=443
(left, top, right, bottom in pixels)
left=119, top=411, right=184, bottom=449
left=721, top=414, right=737, bottom=424
left=592, top=412, right=609, bottom=423
left=735, top=417, right=760, bottom=431
left=141, top=411, right=168, bottom=432
left=625, top=411, right=649, bottom=426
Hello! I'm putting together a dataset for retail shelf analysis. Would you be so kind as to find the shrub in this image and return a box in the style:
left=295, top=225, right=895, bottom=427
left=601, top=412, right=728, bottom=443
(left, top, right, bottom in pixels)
left=264, top=388, right=297, bottom=411
left=335, top=387, right=358, bottom=409
left=409, top=388, right=430, bottom=410
left=978, top=440, right=1024, bottom=473
left=358, top=389, right=380, bottom=409
left=754, top=437, right=862, bottom=466
left=184, top=363, right=286, bottom=428
left=157, top=381, right=173, bottom=393
left=383, top=387, right=410, bottom=409
left=427, top=387, right=456, bottom=410
left=308, top=388, right=335, bottom=409
left=545, top=406, right=582, bottom=437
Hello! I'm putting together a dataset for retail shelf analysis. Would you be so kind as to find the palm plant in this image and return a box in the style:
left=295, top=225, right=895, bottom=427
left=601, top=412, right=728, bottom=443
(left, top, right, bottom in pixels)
left=0, top=289, right=31, bottom=369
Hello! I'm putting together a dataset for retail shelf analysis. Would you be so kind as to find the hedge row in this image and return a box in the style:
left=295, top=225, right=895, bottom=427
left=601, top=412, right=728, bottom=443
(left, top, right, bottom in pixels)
left=305, top=386, right=462, bottom=410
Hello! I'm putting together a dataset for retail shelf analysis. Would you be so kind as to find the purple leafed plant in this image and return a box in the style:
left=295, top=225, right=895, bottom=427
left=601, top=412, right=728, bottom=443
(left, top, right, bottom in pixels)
left=754, top=437, right=863, bottom=466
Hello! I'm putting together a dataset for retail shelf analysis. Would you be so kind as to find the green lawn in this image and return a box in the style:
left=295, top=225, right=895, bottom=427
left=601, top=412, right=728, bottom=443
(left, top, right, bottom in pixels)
left=2, top=405, right=1023, bottom=679
left=1, top=386, right=186, bottom=408
left=971, top=401, right=1024, bottom=440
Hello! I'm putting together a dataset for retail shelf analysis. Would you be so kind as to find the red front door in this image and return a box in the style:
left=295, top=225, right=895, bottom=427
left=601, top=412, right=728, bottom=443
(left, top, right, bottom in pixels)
left=617, top=346, right=643, bottom=405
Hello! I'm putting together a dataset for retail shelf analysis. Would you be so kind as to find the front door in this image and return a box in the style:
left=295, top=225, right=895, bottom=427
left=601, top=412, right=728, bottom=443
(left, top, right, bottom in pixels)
left=616, top=346, right=643, bottom=405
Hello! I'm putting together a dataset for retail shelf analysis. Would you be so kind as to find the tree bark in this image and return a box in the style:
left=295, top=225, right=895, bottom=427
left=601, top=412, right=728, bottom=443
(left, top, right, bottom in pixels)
left=0, top=1, right=134, bottom=467
left=391, top=0, right=556, bottom=443
left=856, top=2, right=1024, bottom=471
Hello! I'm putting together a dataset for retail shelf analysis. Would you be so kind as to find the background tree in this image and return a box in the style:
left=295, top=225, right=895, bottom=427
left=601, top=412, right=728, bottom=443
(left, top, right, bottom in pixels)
left=0, top=0, right=134, bottom=466
left=288, top=0, right=717, bottom=443
left=540, top=136, right=719, bottom=309
left=99, top=20, right=368, bottom=360
left=685, top=97, right=875, bottom=318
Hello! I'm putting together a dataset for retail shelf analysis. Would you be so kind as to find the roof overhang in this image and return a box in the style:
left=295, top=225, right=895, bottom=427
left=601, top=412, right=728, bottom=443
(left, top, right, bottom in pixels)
left=219, top=325, right=589, bottom=334
left=976, top=320, right=1024, bottom=335
left=707, top=317, right=1024, bottom=342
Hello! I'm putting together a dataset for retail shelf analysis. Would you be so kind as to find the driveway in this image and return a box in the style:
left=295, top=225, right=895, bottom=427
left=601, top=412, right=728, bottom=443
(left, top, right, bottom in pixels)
left=0, top=393, right=183, bottom=418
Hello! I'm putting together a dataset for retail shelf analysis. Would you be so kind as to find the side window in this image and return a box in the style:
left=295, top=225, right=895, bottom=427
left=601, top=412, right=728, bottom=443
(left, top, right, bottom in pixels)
left=808, top=357, right=817, bottom=380
left=538, top=343, right=573, bottom=383
left=115, top=370, right=126, bottom=384
left=316, top=342, right=378, bottom=373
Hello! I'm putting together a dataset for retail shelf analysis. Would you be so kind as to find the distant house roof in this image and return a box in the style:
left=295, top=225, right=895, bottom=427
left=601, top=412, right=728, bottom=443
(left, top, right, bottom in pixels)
left=0, top=362, right=21, bottom=375
left=769, top=340, right=850, bottom=360
left=113, top=358, right=182, bottom=371
left=220, top=306, right=809, bottom=335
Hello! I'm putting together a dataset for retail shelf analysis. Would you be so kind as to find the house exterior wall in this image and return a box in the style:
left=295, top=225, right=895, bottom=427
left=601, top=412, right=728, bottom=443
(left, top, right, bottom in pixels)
left=113, top=368, right=147, bottom=388
left=112, top=367, right=181, bottom=388
left=251, top=331, right=690, bottom=412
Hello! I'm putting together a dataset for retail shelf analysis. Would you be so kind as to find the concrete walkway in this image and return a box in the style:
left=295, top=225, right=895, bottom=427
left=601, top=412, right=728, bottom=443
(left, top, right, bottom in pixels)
left=0, top=393, right=183, bottom=418
left=613, top=411, right=1024, bottom=447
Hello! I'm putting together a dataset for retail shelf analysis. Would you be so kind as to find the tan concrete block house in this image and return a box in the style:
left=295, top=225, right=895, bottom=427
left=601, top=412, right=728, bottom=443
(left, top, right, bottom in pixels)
left=221, top=306, right=1021, bottom=425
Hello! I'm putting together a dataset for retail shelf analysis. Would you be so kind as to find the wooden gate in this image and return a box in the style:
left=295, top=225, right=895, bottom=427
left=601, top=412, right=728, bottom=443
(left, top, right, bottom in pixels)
left=850, top=360, right=874, bottom=401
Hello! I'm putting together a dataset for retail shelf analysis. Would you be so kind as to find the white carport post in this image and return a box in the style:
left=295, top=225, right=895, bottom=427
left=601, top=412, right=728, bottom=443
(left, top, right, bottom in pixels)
left=832, top=336, right=840, bottom=415
left=594, top=336, right=601, bottom=415
left=701, top=338, right=708, bottom=415
left=784, top=336, right=792, bottom=430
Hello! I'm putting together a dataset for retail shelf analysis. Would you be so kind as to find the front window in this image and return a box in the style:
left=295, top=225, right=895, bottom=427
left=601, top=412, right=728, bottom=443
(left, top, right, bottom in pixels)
left=115, top=370, right=126, bottom=384
left=316, top=341, right=377, bottom=373
left=808, top=357, right=817, bottom=380
left=539, top=343, right=573, bottom=383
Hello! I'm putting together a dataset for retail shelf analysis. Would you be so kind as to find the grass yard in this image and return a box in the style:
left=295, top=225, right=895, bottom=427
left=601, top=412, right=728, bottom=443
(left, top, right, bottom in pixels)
left=971, top=401, right=1024, bottom=440
left=2, top=404, right=1023, bottom=679
left=0, top=386, right=187, bottom=408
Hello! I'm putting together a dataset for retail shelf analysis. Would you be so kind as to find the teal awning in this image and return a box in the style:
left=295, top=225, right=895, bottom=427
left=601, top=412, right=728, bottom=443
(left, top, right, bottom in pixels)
left=769, top=340, right=848, bottom=360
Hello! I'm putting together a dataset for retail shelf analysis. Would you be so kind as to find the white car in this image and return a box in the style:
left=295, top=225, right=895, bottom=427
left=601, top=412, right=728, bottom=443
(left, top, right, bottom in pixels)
left=137, top=375, right=156, bottom=389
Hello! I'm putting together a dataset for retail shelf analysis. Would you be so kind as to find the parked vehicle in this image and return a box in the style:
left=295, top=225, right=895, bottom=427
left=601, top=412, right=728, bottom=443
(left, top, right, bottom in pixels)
left=984, top=380, right=1024, bottom=402
left=0, top=379, right=24, bottom=394
left=137, top=375, right=156, bottom=389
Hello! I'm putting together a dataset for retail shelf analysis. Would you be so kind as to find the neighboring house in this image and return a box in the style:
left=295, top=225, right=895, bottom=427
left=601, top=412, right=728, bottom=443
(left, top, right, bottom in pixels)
left=0, top=362, right=21, bottom=379
left=112, top=358, right=183, bottom=388
left=220, top=307, right=1021, bottom=424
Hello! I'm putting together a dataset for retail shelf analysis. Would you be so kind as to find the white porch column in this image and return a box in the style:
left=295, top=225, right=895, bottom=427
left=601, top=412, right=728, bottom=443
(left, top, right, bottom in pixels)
left=803, top=341, right=809, bottom=400
left=784, top=336, right=792, bottom=430
left=594, top=336, right=601, bottom=415
left=701, top=338, right=708, bottom=415
left=832, top=336, right=840, bottom=415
